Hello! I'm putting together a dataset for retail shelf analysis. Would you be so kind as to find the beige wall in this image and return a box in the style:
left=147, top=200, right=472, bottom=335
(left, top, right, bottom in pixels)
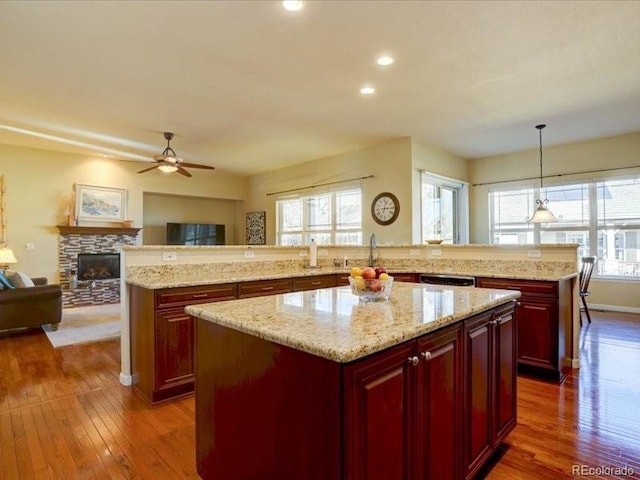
left=142, top=193, right=242, bottom=245
left=245, top=137, right=470, bottom=246
left=0, top=143, right=248, bottom=281
left=468, top=131, right=640, bottom=310
left=411, top=139, right=470, bottom=243
left=246, top=138, right=414, bottom=245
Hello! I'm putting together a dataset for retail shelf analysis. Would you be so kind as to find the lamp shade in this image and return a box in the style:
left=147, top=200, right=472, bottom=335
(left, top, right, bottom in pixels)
left=528, top=200, right=559, bottom=223
left=0, top=247, right=18, bottom=265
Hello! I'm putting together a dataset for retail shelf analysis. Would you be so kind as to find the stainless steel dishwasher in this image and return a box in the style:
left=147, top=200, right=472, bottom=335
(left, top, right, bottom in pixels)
left=419, top=273, right=476, bottom=287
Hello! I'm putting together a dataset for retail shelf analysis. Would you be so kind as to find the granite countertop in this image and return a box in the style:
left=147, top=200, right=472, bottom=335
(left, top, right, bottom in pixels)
left=186, top=283, right=520, bottom=363
left=126, top=266, right=357, bottom=289
left=126, top=266, right=576, bottom=289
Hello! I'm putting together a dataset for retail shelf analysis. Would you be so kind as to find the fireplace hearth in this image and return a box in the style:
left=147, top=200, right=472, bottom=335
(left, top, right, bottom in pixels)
left=77, top=253, right=120, bottom=280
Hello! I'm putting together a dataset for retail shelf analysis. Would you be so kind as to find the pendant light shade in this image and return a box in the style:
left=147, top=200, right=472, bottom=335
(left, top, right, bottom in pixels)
left=528, top=124, right=558, bottom=223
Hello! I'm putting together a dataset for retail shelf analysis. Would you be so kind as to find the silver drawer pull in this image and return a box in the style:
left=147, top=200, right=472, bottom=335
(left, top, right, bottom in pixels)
left=192, top=293, right=208, bottom=298
left=311, top=282, right=322, bottom=286
left=421, top=351, right=432, bottom=360
left=261, top=286, right=274, bottom=291
left=407, top=356, right=420, bottom=366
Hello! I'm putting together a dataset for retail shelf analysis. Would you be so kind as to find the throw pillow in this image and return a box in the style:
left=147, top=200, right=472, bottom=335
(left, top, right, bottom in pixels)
left=5, top=270, right=35, bottom=288
left=0, top=270, right=16, bottom=289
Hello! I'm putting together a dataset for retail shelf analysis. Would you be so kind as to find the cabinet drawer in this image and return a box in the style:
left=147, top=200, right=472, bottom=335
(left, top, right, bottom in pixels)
left=238, top=278, right=292, bottom=298
left=476, top=277, right=557, bottom=296
left=389, top=272, right=418, bottom=283
left=291, top=275, right=337, bottom=291
left=336, top=274, right=350, bottom=286
left=155, top=283, right=238, bottom=308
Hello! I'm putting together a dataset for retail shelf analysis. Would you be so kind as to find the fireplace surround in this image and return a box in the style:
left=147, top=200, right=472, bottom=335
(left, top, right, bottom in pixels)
left=57, top=226, right=139, bottom=308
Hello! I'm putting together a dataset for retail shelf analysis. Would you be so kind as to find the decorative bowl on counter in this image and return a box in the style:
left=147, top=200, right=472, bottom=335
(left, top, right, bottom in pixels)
left=348, top=275, right=394, bottom=302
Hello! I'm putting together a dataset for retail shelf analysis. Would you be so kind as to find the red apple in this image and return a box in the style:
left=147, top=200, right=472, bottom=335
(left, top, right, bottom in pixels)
left=369, top=279, right=383, bottom=292
left=374, top=266, right=386, bottom=279
left=361, top=267, right=376, bottom=280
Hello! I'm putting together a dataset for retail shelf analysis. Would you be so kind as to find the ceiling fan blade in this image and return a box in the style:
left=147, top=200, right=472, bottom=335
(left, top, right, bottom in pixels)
left=176, top=165, right=193, bottom=177
left=137, top=165, right=159, bottom=174
left=180, top=162, right=215, bottom=170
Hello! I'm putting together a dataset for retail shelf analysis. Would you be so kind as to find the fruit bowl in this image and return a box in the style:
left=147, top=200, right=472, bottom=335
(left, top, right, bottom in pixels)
left=348, top=276, right=394, bottom=302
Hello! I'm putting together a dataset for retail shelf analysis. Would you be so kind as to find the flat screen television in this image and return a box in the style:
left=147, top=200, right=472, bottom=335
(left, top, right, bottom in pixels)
left=166, top=223, right=225, bottom=245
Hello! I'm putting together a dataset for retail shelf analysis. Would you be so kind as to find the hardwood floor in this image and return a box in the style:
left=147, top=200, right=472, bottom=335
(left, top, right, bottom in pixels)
left=1, top=310, right=639, bottom=479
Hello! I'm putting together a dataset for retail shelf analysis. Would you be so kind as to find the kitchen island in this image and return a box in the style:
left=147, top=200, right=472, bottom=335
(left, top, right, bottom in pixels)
left=187, top=282, right=520, bottom=480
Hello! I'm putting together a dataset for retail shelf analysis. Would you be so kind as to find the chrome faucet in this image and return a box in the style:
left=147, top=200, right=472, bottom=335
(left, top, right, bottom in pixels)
left=368, top=233, right=376, bottom=267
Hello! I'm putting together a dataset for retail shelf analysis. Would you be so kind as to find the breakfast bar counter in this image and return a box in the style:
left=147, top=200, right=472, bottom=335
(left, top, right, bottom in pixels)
left=186, top=282, right=519, bottom=363
left=188, top=283, right=520, bottom=480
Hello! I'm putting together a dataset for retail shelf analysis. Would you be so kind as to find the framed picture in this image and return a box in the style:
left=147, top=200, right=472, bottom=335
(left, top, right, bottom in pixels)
left=246, top=211, right=266, bottom=245
left=76, top=184, right=127, bottom=223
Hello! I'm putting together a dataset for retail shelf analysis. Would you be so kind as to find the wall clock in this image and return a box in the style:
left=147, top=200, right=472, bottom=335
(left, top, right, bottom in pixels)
left=371, top=192, right=400, bottom=225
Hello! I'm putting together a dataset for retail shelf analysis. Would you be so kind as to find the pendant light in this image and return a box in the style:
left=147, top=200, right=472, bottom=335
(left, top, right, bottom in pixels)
left=528, top=124, right=558, bottom=223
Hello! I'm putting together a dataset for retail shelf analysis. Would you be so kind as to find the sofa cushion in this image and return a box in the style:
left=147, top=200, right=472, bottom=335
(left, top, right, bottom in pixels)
left=0, top=271, right=16, bottom=289
left=5, top=270, right=35, bottom=288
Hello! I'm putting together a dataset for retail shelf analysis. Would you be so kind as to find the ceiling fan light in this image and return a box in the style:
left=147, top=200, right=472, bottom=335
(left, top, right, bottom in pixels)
left=158, top=163, right=178, bottom=173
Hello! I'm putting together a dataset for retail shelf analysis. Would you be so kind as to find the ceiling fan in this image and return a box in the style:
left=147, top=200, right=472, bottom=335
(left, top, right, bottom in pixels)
left=137, top=132, right=215, bottom=177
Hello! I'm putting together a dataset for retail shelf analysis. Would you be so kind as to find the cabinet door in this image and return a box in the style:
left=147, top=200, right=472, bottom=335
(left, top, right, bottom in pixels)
left=155, top=308, right=194, bottom=393
left=416, top=325, right=462, bottom=480
left=344, top=342, right=416, bottom=480
left=463, top=311, right=493, bottom=479
left=517, top=297, right=557, bottom=370
left=493, top=305, right=517, bottom=446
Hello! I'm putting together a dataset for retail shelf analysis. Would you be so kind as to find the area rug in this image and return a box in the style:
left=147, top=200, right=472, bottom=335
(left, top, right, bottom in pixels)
left=42, top=304, right=121, bottom=348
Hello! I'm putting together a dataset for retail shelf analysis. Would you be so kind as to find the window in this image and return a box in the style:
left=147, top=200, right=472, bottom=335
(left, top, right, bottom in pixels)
left=489, top=176, right=640, bottom=278
left=276, top=188, right=362, bottom=246
left=421, top=172, right=467, bottom=244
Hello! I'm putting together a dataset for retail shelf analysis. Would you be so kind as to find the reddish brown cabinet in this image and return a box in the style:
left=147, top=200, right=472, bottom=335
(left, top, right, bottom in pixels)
left=416, top=326, right=463, bottom=480
left=463, top=303, right=517, bottom=479
left=195, top=302, right=515, bottom=480
left=237, top=278, right=292, bottom=298
left=476, top=276, right=571, bottom=382
left=343, top=325, right=463, bottom=480
left=344, top=342, right=416, bottom=480
left=155, top=307, right=194, bottom=396
left=291, top=274, right=337, bottom=291
left=388, top=272, right=419, bottom=283
left=129, top=282, right=237, bottom=403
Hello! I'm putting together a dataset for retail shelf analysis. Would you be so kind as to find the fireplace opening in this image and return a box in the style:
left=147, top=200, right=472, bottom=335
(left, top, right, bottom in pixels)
left=77, top=253, right=120, bottom=280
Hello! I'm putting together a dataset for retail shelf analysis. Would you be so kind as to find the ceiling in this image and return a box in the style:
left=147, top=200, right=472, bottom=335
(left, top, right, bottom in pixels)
left=1, top=1, right=640, bottom=176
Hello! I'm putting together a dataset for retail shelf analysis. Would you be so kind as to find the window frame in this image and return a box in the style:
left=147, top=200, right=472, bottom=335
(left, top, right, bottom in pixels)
left=489, top=174, right=640, bottom=280
left=275, top=187, right=362, bottom=246
left=420, top=171, right=469, bottom=244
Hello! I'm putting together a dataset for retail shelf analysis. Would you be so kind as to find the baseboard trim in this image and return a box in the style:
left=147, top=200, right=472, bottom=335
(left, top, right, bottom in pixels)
left=571, top=358, right=580, bottom=369
left=119, top=373, right=133, bottom=386
left=589, top=303, right=640, bottom=314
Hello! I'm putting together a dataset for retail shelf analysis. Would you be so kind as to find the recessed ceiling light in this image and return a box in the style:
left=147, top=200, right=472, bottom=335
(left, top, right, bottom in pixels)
left=377, top=56, right=394, bottom=66
left=282, top=1, right=303, bottom=11
left=360, top=86, right=375, bottom=95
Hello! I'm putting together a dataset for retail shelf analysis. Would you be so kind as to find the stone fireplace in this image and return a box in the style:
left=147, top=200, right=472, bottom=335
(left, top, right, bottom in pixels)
left=57, top=225, right=140, bottom=308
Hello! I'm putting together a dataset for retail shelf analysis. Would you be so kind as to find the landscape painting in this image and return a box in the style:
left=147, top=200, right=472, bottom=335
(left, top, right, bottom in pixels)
left=76, top=184, right=127, bottom=222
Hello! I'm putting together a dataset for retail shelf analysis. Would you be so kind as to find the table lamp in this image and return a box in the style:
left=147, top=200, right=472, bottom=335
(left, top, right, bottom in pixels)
left=0, top=247, right=17, bottom=272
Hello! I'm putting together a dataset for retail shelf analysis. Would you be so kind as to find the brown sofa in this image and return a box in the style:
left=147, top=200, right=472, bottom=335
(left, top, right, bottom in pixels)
left=0, top=277, right=62, bottom=332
